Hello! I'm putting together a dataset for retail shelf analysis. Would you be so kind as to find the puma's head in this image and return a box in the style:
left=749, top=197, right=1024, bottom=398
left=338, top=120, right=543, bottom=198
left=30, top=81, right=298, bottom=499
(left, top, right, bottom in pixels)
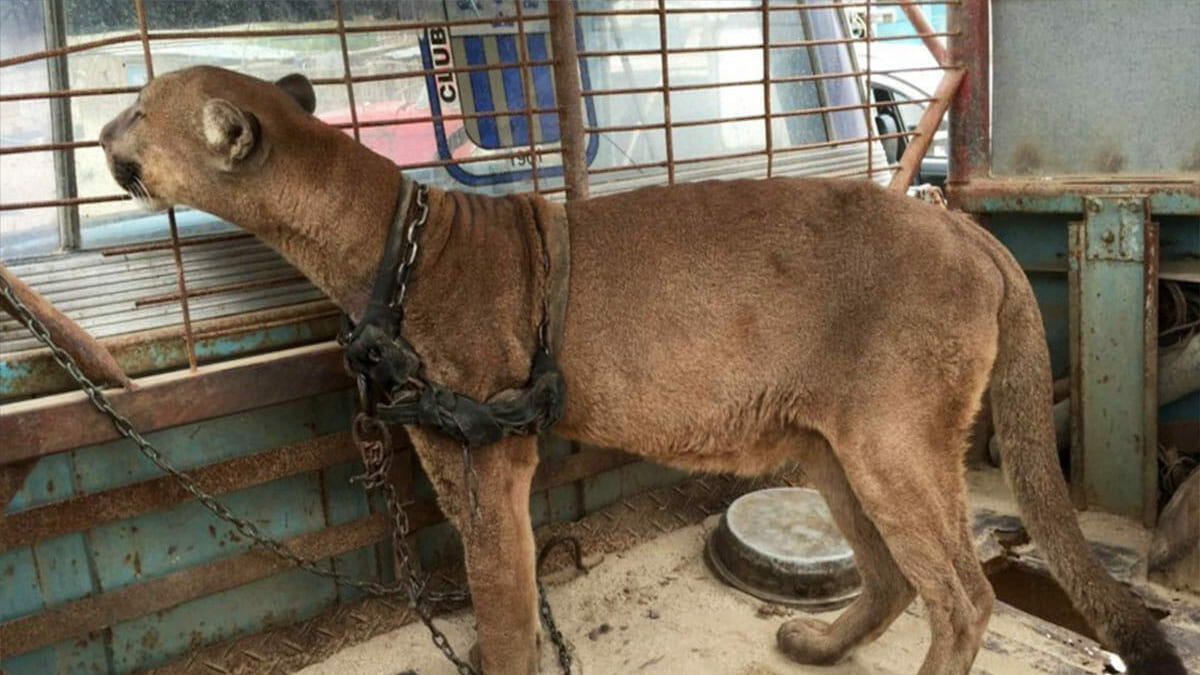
left=99, top=66, right=318, bottom=213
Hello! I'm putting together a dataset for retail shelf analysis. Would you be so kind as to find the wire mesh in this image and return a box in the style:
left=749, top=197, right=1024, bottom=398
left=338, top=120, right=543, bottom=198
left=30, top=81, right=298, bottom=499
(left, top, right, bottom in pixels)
left=0, top=0, right=959, bottom=381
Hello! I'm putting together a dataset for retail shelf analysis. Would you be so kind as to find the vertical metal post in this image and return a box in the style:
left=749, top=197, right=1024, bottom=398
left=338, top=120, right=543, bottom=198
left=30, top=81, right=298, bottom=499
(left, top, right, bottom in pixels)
left=42, top=0, right=79, bottom=251
left=549, top=0, right=589, bottom=201
left=656, top=0, right=675, bottom=184
left=134, top=0, right=197, bottom=372
left=1068, top=196, right=1159, bottom=524
left=947, top=0, right=989, bottom=189
left=334, top=0, right=361, bottom=142
left=761, top=1, right=773, bottom=178
left=514, top=0, right=541, bottom=193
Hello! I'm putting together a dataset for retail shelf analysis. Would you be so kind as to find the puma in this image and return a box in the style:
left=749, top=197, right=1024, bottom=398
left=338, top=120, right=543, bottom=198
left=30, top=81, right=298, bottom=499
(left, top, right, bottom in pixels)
left=98, top=66, right=1183, bottom=675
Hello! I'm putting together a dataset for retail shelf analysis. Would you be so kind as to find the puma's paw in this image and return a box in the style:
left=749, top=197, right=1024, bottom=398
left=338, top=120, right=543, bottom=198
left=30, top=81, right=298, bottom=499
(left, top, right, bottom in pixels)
left=469, top=631, right=582, bottom=674
left=777, top=616, right=842, bottom=666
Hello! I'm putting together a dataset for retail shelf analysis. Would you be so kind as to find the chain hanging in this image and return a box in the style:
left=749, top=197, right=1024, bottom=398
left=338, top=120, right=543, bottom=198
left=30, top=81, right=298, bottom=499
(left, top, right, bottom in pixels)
left=0, top=270, right=574, bottom=674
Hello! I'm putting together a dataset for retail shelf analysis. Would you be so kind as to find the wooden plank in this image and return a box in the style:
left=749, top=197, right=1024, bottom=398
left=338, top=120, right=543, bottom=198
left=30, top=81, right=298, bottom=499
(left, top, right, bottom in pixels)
left=0, top=341, right=350, bottom=463
left=0, top=433, right=359, bottom=552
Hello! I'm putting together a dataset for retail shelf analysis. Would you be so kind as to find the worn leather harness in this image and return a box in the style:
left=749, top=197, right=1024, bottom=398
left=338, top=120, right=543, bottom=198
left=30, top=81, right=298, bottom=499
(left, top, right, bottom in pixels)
left=339, top=181, right=567, bottom=448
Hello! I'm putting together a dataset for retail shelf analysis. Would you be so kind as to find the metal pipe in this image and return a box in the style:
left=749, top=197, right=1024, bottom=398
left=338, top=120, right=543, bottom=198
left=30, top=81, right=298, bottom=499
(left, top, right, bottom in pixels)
left=657, top=0, right=675, bottom=184
left=897, top=1, right=948, bottom=65
left=550, top=0, right=589, bottom=201
left=888, top=67, right=964, bottom=190
left=947, top=0, right=989, bottom=188
left=513, top=0, right=541, bottom=193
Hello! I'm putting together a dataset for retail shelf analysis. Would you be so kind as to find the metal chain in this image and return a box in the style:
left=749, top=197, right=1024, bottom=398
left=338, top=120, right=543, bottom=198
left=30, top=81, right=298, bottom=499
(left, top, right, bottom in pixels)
left=1, top=268, right=574, bottom=674
left=392, top=184, right=430, bottom=311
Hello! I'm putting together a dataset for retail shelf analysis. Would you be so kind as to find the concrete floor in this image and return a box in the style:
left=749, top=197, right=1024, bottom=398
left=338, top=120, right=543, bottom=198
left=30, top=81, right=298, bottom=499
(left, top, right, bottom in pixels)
left=299, top=467, right=1191, bottom=675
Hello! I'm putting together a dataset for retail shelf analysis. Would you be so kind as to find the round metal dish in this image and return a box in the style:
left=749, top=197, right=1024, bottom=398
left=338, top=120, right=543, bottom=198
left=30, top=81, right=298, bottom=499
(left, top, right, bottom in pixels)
left=705, top=487, right=861, bottom=611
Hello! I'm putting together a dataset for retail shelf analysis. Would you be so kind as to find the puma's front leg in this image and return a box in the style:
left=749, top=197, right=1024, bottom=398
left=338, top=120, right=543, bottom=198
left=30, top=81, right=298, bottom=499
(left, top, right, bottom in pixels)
left=410, top=431, right=541, bottom=675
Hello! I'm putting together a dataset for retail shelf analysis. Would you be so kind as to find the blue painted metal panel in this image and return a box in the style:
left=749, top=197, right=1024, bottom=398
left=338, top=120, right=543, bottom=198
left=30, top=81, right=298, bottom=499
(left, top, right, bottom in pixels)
left=110, top=567, right=338, bottom=673
left=1069, top=196, right=1156, bottom=520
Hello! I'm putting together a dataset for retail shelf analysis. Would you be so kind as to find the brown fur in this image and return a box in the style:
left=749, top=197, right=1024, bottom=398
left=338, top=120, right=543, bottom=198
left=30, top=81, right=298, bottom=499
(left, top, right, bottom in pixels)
left=99, top=67, right=1183, bottom=675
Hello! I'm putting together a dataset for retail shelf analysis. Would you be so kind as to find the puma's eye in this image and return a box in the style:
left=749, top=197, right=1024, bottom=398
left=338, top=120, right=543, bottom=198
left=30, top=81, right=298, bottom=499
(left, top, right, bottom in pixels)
left=131, top=109, right=145, bottom=123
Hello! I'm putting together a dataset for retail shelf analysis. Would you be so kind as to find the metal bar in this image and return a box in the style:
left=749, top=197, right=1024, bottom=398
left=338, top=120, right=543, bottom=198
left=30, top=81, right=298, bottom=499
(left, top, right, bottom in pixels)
left=513, top=0, right=540, bottom=193
left=0, top=139, right=99, bottom=155
left=576, top=31, right=959, bottom=58
left=579, top=65, right=953, bottom=98
left=949, top=180, right=1200, bottom=215
left=0, top=84, right=139, bottom=103
left=101, top=231, right=253, bottom=256
left=133, top=273, right=306, bottom=307
left=574, top=1, right=958, bottom=16
left=333, top=1, right=361, bottom=143
left=0, top=65, right=953, bottom=107
left=42, top=0, right=79, bottom=252
left=657, top=0, right=675, bottom=184
left=165, top=209, right=198, bottom=371
left=888, top=67, right=964, bottom=189
left=0, top=194, right=128, bottom=211
left=0, top=341, right=349, bottom=463
left=762, top=0, right=774, bottom=178
left=947, top=0, right=988, bottom=187
left=0, top=33, right=139, bottom=69
left=0, top=434, right=359, bottom=552
left=898, top=0, right=948, bottom=65
left=1142, top=217, right=1160, bottom=527
left=549, top=0, right=589, bottom=201
left=866, top=0, right=874, bottom=179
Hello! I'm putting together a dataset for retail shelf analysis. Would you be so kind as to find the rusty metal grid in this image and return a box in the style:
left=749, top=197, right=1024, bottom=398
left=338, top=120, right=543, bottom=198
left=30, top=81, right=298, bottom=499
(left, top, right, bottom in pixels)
left=1, top=0, right=959, bottom=379
left=139, top=469, right=806, bottom=675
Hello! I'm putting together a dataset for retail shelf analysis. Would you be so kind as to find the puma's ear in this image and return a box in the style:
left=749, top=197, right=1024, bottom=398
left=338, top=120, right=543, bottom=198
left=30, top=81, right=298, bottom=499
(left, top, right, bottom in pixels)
left=275, top=73, right=316, bottom=114
left=201, top=98, right=260, bottom=167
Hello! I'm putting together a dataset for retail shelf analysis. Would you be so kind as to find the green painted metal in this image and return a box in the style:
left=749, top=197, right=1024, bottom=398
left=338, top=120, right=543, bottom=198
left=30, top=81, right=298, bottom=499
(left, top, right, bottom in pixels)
left=1068, top=196, right=1158, bottom=522
left=952, top=184, right=1200, bottom=216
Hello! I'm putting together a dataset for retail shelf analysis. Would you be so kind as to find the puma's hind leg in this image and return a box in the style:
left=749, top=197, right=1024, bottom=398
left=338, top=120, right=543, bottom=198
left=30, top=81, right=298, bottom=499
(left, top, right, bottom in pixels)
left=777, top=435, right=915, bottom=665
left=830, top=418, right=992, bottom=675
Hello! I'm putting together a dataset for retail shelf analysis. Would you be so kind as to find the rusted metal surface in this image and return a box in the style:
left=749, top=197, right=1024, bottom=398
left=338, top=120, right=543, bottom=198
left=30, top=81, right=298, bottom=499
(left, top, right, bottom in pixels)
left=950, top=179, right=1200, bottom=215
left=0, top=342, right=349, bottom=463
left=947, top=0, right=988, bottom=187
left=0, top=443, right=650, bottom=657
left=549, top=0, right=589, bottom=201
left=888, top=67, right=964, bottom=189
left=0, top=512, right=409, bottom=656
left=0, top=459, right=37, bottom=512
left=2, top=300, right=340, bottom=400
left=0, top=433, right=359, bottom=552
left=0, top=262, right=132, bottom=390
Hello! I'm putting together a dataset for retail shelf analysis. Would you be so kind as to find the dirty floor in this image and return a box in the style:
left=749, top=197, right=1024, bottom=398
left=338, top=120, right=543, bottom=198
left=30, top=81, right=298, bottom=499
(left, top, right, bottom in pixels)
left=299, top=468, right=1200, bottom=675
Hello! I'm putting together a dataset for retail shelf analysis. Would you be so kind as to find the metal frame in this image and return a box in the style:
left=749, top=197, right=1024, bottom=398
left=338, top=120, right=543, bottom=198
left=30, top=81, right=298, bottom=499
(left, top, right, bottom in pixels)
left=945, top=0, right=1199, bottom=523
left=0, top=2, right=963, bottom=666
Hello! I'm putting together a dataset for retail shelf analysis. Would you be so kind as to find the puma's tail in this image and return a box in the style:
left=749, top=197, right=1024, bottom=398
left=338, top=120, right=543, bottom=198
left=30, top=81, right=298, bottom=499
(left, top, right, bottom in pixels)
left=989, top=249, right=1184, bottom=675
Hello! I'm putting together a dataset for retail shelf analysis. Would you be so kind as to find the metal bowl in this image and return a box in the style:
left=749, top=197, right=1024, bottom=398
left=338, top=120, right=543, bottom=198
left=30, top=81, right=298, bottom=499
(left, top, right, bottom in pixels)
left=705, top=487, right=861, bottom=611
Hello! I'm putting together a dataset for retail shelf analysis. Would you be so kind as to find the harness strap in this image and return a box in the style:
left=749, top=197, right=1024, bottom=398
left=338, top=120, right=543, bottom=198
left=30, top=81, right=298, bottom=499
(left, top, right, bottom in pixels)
left=342, top=181, right=568, bottom=448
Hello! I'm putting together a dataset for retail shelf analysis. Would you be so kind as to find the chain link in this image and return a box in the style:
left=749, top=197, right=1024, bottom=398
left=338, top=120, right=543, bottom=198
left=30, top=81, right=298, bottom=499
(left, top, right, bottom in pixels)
left=0, top=267, right=574, bottom=674
left=393, top=185, right=430, bottom=311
